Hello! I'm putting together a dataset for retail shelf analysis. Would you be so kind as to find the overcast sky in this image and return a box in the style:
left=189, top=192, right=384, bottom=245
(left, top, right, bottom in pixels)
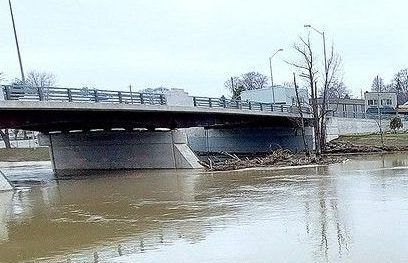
left=1, top=0, right=407, bottom=97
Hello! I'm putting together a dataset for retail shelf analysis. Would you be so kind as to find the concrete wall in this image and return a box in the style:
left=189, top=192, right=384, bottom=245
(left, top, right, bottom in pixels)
left=163, top=89, right=194, bottom=107
left=184, top=126, right=314, bottom=153
left=0, top=171, right=12, bottom=192
left=40, top=130, right=202, bottom=175
left=0, top=191, right=12, bottom=242
left=326, top=116, right=408, bottom=141
left=241, top=86, right=308, bottom=105
left=322, top=98, right=365, bottom=118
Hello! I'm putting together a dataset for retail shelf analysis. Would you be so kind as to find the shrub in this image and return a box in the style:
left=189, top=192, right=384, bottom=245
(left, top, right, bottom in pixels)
left=390, top=117, right=403, bottom=133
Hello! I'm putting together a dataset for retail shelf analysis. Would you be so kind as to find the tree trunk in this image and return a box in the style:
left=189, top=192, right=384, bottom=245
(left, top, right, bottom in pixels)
left=293, top=73, right=310, bottom=156
left=319, top=117, right=327, bottom=152
left=0, top=129, right=11, bottom=149
left=310, top=98, right=322, bottom=156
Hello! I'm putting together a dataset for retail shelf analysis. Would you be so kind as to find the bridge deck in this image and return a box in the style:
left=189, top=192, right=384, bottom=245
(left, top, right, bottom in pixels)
left=0, top=85, right=311, bottom=132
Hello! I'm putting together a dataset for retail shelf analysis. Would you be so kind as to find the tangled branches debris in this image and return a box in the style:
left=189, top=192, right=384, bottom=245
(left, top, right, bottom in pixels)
left=200, top=149, right=344, bottom=171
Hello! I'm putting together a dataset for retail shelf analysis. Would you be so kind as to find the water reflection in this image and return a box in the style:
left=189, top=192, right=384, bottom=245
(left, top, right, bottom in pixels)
left=1, top=154, right=408, bottom=262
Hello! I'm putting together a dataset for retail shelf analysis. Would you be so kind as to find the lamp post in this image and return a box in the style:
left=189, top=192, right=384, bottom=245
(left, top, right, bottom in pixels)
left=269, top=48, right=283, bottom=103
left=8, top=0, right=25, bottom=83
left=304, top=24, right=327, bottom=78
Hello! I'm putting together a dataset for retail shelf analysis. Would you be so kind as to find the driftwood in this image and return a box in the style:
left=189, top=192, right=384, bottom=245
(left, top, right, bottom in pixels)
left=201, top=149, right=343, bottom=171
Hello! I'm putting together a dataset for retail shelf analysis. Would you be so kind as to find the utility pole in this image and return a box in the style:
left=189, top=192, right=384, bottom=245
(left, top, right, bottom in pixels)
left=129, top=84, right=133, bottom=103
left=304, top=25, right=327, bottom=86
left=376, top=75, right=384, bottom=147
left=396, top=77, right=401, bottom=116
left=269, top=48, right=283, bottom=103
left=8, top=0, right=25, bottom=83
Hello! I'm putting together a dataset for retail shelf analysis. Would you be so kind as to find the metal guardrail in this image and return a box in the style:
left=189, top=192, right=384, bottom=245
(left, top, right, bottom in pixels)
left=192, top=96, right=311, bottom=114
left=1, top=85, right=166, bottom=105
left=1, top=85, right=311, bottom=115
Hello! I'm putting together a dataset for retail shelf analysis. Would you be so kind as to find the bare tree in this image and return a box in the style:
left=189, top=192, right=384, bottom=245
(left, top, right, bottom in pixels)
left=318, top=44, right=342, bottom=150
left=372, top=75, right=385, bottom=147
left=288, top=35, right=321, bottom=155
left=288, top=35, right=342, bottom=155
left=14, top=70, right=56, bottom=87
left=388, top=69, right=408, bottom=105
left=371, top=76, right=385, bottom=92
left=240, top=72, right=269, bottom=90
left=0, top=129, right=11, bottom=149
left=320, top=80, right=349, bottom=99
left=224, top=72, right=269, bottom=99
left=224, top=76, right=245, bottom=99
left=293, top=73, right=310, bottom=155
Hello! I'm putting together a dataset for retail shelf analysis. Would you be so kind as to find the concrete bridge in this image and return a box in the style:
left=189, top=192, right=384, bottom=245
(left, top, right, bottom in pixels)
left=0, top=85, right=314, bottom=175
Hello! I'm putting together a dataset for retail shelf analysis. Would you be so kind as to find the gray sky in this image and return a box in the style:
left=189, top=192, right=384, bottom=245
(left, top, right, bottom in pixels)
left=1, top=0, right=407, bottom=97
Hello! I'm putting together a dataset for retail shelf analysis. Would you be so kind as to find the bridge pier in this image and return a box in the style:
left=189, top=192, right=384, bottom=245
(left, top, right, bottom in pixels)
left=40, top=130, right=202, bottom=176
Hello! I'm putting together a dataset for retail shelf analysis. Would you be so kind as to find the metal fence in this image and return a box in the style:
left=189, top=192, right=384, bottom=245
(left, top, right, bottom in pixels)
left=1, top=85, right=166, bottom=105
left=329, top=110, right=408, bottom=120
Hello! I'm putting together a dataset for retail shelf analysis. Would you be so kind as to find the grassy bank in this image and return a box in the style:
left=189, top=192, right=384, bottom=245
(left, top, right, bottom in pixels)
left=0, top=147, right=50, bottom=162
left=335, top=133, right=408, bottom=148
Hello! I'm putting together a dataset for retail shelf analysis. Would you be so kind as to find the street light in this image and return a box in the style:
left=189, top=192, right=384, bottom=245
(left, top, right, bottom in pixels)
left=269, top=48, right=283, bottom=103
left=304, top=24, right=327, bottom=77
left=8, top=0, right=25, bottom=83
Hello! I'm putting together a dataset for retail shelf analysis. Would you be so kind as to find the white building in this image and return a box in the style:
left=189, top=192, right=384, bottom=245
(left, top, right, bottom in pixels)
left=240, top=85, right=308, bottom=105
left=364, top=91, right=397, bottom=113
left=0, top=87, right=4, bottom=101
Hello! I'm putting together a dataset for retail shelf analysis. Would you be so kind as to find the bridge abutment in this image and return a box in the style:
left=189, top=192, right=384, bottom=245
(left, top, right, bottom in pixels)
left=40, top=130, right=202, bottom=176
left=185, top=127, right=314, bottom=154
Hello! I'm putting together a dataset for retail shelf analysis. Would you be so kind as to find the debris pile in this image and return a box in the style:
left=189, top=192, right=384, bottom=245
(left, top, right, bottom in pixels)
left=199, top=149, right=344, bottom=171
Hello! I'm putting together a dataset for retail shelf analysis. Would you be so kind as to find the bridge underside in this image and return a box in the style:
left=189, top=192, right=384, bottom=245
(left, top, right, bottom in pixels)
left=1, top=109, right=305, bottom=132
left=0, top=101, right=311, bottom=132
left=1, top=102, right=313, bottom=174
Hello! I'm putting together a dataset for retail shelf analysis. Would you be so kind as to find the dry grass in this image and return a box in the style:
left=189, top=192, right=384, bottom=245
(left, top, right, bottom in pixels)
left=336, top=132, right=408, bottom=147
left=0, top=147, right=50, bottom=162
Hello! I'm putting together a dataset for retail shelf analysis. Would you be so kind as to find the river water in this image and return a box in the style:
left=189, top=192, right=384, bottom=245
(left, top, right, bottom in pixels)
left=1, top=154, right=408, bottom=262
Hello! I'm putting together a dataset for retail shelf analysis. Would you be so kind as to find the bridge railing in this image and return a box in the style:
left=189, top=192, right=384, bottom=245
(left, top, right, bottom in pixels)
left=1, top=85, right=166, bottom=105
left=192, top=96, right=311, bottom=114
left=1, top=85, right=310, bottom=115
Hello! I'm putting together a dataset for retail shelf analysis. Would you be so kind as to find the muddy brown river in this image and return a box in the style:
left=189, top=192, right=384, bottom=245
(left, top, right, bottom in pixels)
left=1, top=153, right=408, bottom=262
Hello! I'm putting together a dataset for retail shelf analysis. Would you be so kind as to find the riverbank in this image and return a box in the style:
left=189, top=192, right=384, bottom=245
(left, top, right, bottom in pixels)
left=0, top=147, right=50, bottom=162
left=326, top=132, right=408, bottom=153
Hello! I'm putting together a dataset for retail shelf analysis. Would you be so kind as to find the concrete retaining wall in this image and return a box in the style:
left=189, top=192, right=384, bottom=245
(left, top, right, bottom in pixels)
left=40, top=130, right=202, bottom=175
left=326, top=117, right=408, bottom=141
left=184, top=126, right=314, bottom=153
left=0, top=171, right=12, bottom=192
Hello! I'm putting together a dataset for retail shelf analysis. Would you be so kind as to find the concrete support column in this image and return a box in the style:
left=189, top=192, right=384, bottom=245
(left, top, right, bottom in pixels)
left=40, top=130, right=202, bottom=176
